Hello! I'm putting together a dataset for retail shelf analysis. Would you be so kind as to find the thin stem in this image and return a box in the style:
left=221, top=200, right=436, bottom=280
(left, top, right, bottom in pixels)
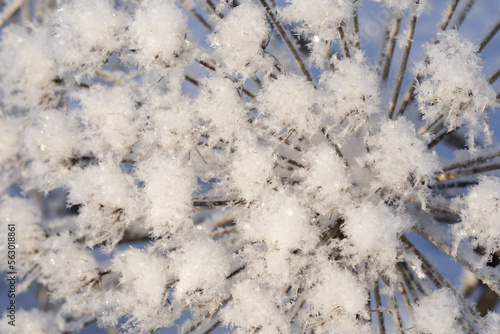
left=488, top=67, right=500, bottom=85
left=184, top=74, right=200, bottom=87
left=427, top=125, right=462, bottom=149
left=395, top=273, right=415, bottom=323
left=383, top=280, right=403, bottom=333
left=0, top=0, right=28, bottom=26
left=429, top=119, right=445, bottom=136
left=373, top=280, right=386, bottom=334
left=454, top=0, right=477, bottom=29
left=290, top=298, right=305, bottom=322
left=321, top=128, right=348, bottom=167
left=21, top=0, right=30, bottom=21
left=202, top=320, right=222, bottom=334
left=418, top=114, right=443, bottom=135
left=478, top=16, right=500, bottom=53
left=187, top=6, right=213, bottom=32
left=193, top=198, right=243, bottom=208
left=398, top=262, right=428, bottom=298
left=377, top=18, right=393, bottom=71
left=206, top=0, right=224, bottom=19
left=441, top=149, right=500, bottom=172
left=435, top=163, right=500, bottom=182
left=382, top=17, right=402, bottom=82
left=388, top=5, right=418, bottom=119
left=440, top=0, right=461, bottom=31
left=338, top=25, right=351, bottom=59
left=353, top=3, right=361, bottom=49
left=258, top=0, right=313, bottom=81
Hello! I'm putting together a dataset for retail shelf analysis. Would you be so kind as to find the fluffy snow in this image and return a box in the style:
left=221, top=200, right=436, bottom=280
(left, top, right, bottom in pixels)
left=414, top=29, right=498, bottom=148
left=209, top=1, right=271, bottom=77
left=51, top=0, right=128, bottom=74
left=452, top=176, right=500, bottom=268
left=135, top=153, right=196, bottom=238
left=413, top=288, right=465, bottom=334
left=0, top=116, right=23, bottom=164
left=257, top=74, right=319, bottom=136
left=341, top=201, right=413, bottom=278
left=171, top=234, right=230, bottom=309
left=0, top=25, right=57, bottom=110
left=279, top=0, right=355, bottom=41
left=71, top=85, right=140, bottom=159
left=127, top=0, right=188, bottom=68
left=239, top=191, right=319, bottom=252
left=361, top=118, right=440, bottom=192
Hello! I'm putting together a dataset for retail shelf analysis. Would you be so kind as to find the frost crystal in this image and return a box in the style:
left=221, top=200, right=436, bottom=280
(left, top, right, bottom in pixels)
left=414, top=29, right=498, bottom=148
left=209, top=1, right=271, bottom=77
left=413, top=288, right=465, bottom=334
left=52, top=0, right=128, bottom=75
left=452, top=176, right=500, bottom=268
left=126, top=0, right=188, bottom=68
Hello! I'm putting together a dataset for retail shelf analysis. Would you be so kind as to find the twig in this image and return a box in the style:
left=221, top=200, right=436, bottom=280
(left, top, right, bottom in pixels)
left=435, top=163, right=500, bottom=182
left=454, top=0, right=477, bottom=29
left=388, top=4, right=418, bottom=119
left=478, top=16, right=500, bottom=53
left=353, top=2, right=361, bottom=49
left=395, top=273, right=415, bottom=323
left=488, top=67, right=500, bottom=85
left=187, top=5, right=213, bottom=32
left=373, top=280, right=386, bottom=334
left=440, top=0, right=461, bottom=31
left=441, top=149, right=500, bottom=172
left=184, top=75, right=200, bottom=87
left=381, top=277, right=403, bottom=334
left=0, top=0, right=27, bottom=26
left=338, top=25, right=351, bottom=59
left=382, top=17, right=402, bottom=82
left=258, top=0, right=313, bottom=81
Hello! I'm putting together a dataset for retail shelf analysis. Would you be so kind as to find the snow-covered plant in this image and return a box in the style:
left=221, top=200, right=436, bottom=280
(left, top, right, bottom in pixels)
left=1, top=0, right=500, bottom=333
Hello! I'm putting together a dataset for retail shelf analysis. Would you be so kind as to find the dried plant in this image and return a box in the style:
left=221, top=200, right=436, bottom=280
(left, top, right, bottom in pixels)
left=0, top=0, right=499, bottom=333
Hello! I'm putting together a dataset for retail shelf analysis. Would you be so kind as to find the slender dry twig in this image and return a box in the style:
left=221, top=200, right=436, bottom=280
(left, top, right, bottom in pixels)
left=488, top=67, right=500, bottom=85
left=388, top=3, right=418, bottom=119
left=381, top=17, right=402, bottom=82
left=338, top=25, right=351, bottom=59
left=440, top=0, right=461, bottom=31
left=373, top=280, right=386, bottom=334
left=436, top=163, right=500, bottom=182
left=352, top=1, right=361, bottom=50
left=478, top=16, right=500, bottom=53
left=441, top=149, right=500, bottom=172
left=0, top=0, right=28, bottom=26
left=454, top=0, right=477, bottom=28
left=258, top=0, right=313, bottom=82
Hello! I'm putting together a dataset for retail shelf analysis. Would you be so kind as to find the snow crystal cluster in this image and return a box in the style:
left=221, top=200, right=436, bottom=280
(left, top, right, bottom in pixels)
left=0, top=0, right=499, bottom=333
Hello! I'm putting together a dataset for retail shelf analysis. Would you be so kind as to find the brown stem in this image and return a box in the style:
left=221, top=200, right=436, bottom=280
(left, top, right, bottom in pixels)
left=388, top=7, right=418, bottom=119
left=479, top=16, right=500, bottom=53
left=454, top=0, right=477, bottom=29
left=258, top=0, right=313, bottom=81
left=382, top=17, right=402, bottom=82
